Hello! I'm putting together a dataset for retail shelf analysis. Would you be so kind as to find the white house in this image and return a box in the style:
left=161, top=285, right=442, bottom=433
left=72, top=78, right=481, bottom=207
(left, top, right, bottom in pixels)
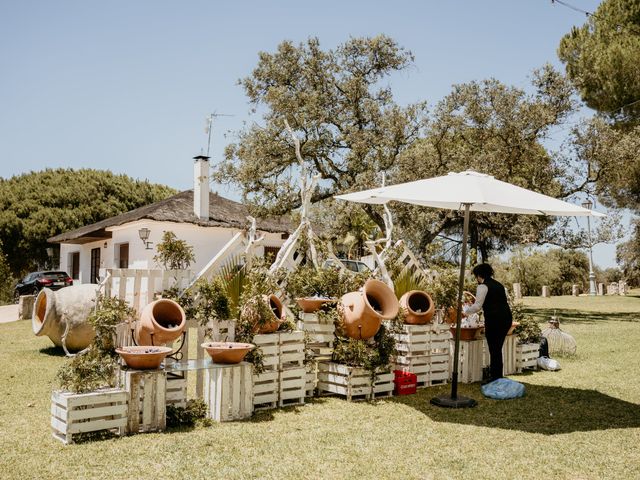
left=48, top=156, right=290, bottom=284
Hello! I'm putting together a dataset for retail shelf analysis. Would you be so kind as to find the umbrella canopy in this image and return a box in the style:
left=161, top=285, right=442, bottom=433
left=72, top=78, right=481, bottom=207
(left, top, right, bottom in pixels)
left=335, top=170, right=605, bottom=217
left=335, top=170, right=604, bottom=408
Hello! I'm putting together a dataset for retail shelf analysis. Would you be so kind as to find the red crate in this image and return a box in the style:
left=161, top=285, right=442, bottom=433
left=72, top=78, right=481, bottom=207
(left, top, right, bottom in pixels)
left=393, top=370, right=417, bottom=396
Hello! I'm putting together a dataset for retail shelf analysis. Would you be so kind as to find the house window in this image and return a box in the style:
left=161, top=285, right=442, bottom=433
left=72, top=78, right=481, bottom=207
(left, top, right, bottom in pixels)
left=118, top=243, right=129, bottom=268
left=264, top=246, right=280, bottom=263
left=90, top=248, right=100, bottom=284
left=69, top=252, right=80, bottom=280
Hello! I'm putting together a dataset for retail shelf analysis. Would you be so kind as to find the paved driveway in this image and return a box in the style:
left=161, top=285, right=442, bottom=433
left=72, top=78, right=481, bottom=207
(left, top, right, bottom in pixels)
left=0, top=304, right=19, bottom=324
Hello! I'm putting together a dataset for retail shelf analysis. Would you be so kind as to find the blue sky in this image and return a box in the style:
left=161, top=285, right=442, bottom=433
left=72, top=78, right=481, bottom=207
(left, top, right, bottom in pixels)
left=2, top=0, right=624, bottom=267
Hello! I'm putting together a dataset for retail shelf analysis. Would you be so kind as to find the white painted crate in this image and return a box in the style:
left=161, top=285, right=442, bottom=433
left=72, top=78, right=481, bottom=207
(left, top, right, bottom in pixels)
left=451, top=339, right=484, bottom=383
left=428, top=351, right=450, bottom=386
left=394, top=354, right=430, bottom=387
left=203, top=362, right=253, bottom=422
left=516, top=342, right=540, bottom=373
left=166, top=374, right=187, bottom=408
left=279, top=331, right=305, bottom=369
left=253, top=370, right=279, bottom=410
left=305, top=361, right=318, bottom=397
left=118, top=369, right=166, bottom=434
left=279, top=367, right=306, bottom=407
left=253, top=333, right=280, bottom=372
left=298, top=312, right=335, bottom=345
left=51, top=388, right=127, bottom=444
left=317, top=362, right=392, bottom=401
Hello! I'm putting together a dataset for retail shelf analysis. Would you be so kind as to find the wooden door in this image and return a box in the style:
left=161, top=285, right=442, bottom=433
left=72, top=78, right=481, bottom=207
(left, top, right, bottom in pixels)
left=90, top=248, right=101, bottom=284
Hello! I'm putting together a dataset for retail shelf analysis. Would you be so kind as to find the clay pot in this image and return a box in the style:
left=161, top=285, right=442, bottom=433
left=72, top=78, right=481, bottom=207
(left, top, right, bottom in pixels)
left=399, top=290, right=435, bottom=325
left=32, top=285, right=98, bottom=351
left=296, top=297, right=334, bottom=313
left=450, top=326, right=484, bottom=341
left=135, top=299, right=186, bottom=346
left=116, top=346, right=173, bottom=369
left=254, top=294, right=285, bottom=334
left=340, top=279, right=399, bottom=340
left=201, top=342, right=255, bottom=364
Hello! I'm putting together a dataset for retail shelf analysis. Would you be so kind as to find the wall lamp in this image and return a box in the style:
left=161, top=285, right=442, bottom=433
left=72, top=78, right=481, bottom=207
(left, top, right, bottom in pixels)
left=138, top=228, right=153, bottom=250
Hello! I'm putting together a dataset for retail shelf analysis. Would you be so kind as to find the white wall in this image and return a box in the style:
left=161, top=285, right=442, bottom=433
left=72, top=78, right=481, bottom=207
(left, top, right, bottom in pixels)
left=58, top=220, right=286, bottom=284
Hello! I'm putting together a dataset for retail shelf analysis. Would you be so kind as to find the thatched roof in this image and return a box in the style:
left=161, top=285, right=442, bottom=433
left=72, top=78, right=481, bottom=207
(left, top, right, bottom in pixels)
left=48, top=190, right=292, bottom=244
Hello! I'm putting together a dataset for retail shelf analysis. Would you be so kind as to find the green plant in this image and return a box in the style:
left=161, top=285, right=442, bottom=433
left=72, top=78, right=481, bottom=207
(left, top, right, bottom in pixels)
left=217, top=258, right=248, bottom=318
left=512, top=301, right=542, bottom=344
left=166, top=399, right=210, bottom=428
left=427, top=268, right=460, bottom=309
left=392, top=268, right=429, bottom=298
left=56, top=294, right=133, bottom=393
left=285, top=264, right=368, bottom=300
left=154, top=231, right=195, bottom=270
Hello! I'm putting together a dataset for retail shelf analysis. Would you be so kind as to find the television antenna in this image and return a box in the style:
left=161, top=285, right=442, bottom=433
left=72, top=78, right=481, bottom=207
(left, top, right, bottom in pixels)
left=204, top=112, right=234, bottom=157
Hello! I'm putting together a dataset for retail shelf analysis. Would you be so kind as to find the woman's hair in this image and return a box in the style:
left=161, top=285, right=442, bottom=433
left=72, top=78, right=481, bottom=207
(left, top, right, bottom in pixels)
left=472, top=263, right=494, bottom=279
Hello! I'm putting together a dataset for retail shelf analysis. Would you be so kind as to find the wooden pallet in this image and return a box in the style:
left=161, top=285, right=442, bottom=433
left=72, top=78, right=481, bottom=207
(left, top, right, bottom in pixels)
left=305, top=361, right=318, bottom=397
left=298, top=312, right=334, bottom=359
left=51, top=389, right=127, bottom=444
left=452, top=339, right=484, bottom=383
left=516, top=342, right=540, bottom=373
left=279, top=367, right=306, bottom=407
left=253, top=333, right=280, bottom=372
left=482, top=334, right=518, bottom=376
left=203, top=362, right=253, bottom=422
left=279, top=331, right=305, bottom=369
left=317, top=362, right=393, bottom=401
left=253, top=370, right=279, bottom=410
left=166, top=373, right=187, bottom=408
left=118, top=369, right=166, bottom=434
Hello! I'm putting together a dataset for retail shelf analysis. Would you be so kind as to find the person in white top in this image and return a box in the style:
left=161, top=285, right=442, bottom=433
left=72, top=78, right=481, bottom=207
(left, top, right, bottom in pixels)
left=463, top=263, right=513, bottom=383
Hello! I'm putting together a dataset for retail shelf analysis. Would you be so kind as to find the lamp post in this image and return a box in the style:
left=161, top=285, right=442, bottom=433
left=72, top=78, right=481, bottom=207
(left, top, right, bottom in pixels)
left=138, top=228, right=153, bottom=250
left=581, top=200, right=597, bottom=296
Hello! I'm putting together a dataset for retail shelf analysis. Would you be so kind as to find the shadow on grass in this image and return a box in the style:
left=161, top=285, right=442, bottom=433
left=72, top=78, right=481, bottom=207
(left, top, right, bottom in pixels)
left=391, top=383, right=640, bottom=435
left=522, top=307, right=639, bottom=324
left=38, top=346, right=66, bottom=357
left=249, top=397, right=329, bottom=423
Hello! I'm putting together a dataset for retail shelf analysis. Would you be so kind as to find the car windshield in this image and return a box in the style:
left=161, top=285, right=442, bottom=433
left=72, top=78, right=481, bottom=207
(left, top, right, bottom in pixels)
left=43, top=272, right=68, bottom=280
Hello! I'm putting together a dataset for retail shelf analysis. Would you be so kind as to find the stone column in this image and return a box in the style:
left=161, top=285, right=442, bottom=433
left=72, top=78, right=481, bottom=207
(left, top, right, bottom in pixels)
left=541, top=286, right=550, bottom=298
left=571, top=285, right=579, bottom=296
left=598, top=283, right=605, bottom=296
left=512, top=283, right=522, bottom=299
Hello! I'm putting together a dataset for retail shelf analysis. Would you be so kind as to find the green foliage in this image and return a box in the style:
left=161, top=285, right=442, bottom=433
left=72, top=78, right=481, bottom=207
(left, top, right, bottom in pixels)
left=56, top=294, right=133, bottom=393
left=332, top=319, right=402, bottom=376
left=617, top=220, right=640, bottom=286
left=0, top=168, right=175, bottom=275
left=495, top=248, right=591, bottom=296
left=215, top=35, right=426, bottom=224
left=0, top=240, right=17, bottom=305
left=154, top=231, right=195, bottom=271
left=558, top=0, right=640, bottom=128
left=511, top=301, right=542, bottom=344
left=217, top=258, right=247, bottom=318
left=166, top=399, right=210, bottom=428
left=427, top=268, right=460, bottom=309
left=284, top=264, right=368, bottom=300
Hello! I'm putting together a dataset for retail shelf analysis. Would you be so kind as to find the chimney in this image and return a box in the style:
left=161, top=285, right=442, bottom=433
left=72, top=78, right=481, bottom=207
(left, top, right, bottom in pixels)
left=193, top=155, right=210, bottom=219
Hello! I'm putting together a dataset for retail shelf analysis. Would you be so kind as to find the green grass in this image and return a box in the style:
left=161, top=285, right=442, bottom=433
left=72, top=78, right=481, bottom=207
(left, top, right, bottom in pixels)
left=1, top=293, right=639, bottom=480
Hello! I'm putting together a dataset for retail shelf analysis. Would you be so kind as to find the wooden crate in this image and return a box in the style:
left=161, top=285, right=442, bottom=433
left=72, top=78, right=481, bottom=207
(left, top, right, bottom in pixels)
left=428, top=350, right=450, bottom=386
left=516, top=342, right=540, bottom=373
left=51, top=388, right=127, bottom=444
left=279, top=367, right=306, bottom=407
left=451, top=339, right=484, bottom=383
left=203, top=362, right=253, bottom=422
left=253, top=370, right=279, bottom=410
left=298, top=312, right=335, bottom=345
left=118, top=369, right=166, bottom=434
left=166, top=373, right=187, bottom=408
left=253, top=333, right=280, bottom=372
left=394, top=354, right=430, bottom=387
left=482, top=334, right=518, bottom=376
left=317, top=362, right=392, bottom=401
left=279, top=331, right=305, bottom=369
left=305, top=361, right=318, bottom=397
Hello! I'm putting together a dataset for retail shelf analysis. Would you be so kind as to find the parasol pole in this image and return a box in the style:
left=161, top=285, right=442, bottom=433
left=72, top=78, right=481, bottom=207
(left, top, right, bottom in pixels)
left=431, top=203, right=477, bottom=408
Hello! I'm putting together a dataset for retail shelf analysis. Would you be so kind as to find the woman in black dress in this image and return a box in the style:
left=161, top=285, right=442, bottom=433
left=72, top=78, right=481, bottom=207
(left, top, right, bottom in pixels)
left=463, top=263, right=512, bottom=382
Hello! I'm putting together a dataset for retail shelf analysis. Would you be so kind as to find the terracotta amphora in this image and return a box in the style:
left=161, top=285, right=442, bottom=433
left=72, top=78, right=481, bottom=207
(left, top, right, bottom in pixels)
left=135, top=299, right=186, bottom=346
left=254, top=294, right=285, bottom=334
left=340, top=279, right=399, bottom=339
left=399, top=290, right=435, bottom=325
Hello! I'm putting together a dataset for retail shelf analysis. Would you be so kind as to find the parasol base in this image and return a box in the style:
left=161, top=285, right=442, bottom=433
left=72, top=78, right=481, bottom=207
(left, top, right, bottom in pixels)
left=430, top=395, right=477, bottom=409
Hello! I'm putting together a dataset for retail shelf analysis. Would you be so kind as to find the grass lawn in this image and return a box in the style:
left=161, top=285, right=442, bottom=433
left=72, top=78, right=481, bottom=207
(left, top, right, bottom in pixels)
left=1, top=294, right=639, bottom=480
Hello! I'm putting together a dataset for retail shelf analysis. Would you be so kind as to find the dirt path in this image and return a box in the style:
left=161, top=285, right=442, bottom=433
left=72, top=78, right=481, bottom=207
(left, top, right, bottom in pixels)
left=0, top=304, right=19, bottom=324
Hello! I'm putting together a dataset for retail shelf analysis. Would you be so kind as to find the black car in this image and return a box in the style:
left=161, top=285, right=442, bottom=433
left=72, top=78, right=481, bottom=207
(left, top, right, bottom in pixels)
left=14, top=271, right=73, bottom=302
